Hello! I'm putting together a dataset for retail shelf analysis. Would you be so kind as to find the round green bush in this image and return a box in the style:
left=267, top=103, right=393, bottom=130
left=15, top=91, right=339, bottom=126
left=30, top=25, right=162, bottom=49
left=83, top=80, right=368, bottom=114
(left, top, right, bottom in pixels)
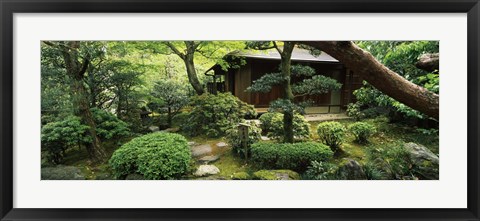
left=259, top=112, right=310, bottom=141
left=183, top=93, right=257, bottom=137
left=348, top=122, right=376, bottom=144
left=316, top=121, right=346, bottom=150
left=109, top=132, right=192, bottom=179
left=250, top=142, right=333, bottom=172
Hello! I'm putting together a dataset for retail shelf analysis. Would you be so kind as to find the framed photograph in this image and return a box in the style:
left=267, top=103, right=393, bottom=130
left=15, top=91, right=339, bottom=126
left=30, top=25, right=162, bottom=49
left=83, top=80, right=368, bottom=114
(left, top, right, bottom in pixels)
left=1, top=0, right=479, bottom=220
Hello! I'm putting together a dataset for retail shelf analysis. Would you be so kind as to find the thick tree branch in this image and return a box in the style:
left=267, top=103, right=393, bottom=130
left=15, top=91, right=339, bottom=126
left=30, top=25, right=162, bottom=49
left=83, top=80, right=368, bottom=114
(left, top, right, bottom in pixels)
left=164, top=42, right=185, bottom=60
left=300, top=41, right=439, bottom=120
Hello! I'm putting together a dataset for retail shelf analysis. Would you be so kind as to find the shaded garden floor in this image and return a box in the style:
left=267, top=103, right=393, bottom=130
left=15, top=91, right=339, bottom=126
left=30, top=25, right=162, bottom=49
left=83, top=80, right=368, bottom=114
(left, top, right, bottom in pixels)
left=44, top=116, right=438, bottom=180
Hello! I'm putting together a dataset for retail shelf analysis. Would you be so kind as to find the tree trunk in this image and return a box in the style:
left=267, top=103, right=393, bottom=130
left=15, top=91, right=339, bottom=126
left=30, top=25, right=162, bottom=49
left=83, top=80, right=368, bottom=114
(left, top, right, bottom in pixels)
left=280, top=42, right=296, bottom=143
left=184, top=53, right=205, bottom=95
left=61, top=41, right=107, bottom=163
left=167, top=107, right=172, bottom=128
left=300, top=41, right=439, bottom=120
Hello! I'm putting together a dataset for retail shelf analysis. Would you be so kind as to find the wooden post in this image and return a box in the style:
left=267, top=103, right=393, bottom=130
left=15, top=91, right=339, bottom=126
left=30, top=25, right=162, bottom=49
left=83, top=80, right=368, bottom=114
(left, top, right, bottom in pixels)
left=238, top=123, right=250, bottom=160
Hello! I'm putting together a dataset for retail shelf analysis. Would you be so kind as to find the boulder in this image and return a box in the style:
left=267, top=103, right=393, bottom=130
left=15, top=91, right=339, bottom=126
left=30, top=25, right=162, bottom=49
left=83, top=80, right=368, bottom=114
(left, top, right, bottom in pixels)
left=41, top=165, right=85, bottom=180
left=190, top=144, right=212, bottom=157
left=253, top=170, right=300, bottom=180
left=194, top=165, right=220, bottom=177
left=404, top=142, right=439, bottom=180
left=216, top=142, right=228, bottom=148
left=260, top=136, right=271, bottom=141
left=337, top=158, right=367, bottom=180
left=148, top=126, right=159, bottom=132
left=198, top=155, right=220, bottom=164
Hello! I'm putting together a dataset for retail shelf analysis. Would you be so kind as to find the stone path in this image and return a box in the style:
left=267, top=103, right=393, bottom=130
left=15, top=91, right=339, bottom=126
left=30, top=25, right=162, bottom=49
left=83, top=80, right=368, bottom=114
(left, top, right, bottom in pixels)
left=190, top=144, right=213, bottom=157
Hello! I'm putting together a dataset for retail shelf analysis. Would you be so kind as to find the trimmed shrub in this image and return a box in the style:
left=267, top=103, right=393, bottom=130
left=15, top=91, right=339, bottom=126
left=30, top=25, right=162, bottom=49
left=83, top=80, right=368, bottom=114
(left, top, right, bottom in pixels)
left=316, top=121, right=346, bottom=150
left=109, top=132, right=192, bottom=180
left=349, top=122, right=376, bottom=144
left=259, top=112, right=310, bottom=141
left=41, top=116, right=92, bottom=164
left=225, top=121, right=262, bottom=158
left=91, top=108, right=131, bottom=141
left=183, top=93, right=257, bottom=137
left=303, top=160, right=338, bottom=180
left=250, top=142, right=333, bottom=172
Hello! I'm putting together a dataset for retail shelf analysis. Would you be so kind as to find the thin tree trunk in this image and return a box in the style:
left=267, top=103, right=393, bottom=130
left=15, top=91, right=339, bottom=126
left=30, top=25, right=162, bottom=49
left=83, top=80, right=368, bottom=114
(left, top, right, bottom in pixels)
left=279, top=42, right=296, bottom=143
left=167, top=107, right=172, bottom=128
left=300, top=41, right=439, bottom=120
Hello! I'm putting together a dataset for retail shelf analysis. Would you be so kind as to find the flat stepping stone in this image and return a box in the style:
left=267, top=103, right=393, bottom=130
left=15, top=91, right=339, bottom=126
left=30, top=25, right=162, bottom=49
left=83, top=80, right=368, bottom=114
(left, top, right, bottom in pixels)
left=190, top=144, right=212, bottom=157
left=261, top=136, right=271, bottom=141
left=188, top=141, right=196, bottom=146
left=198, top=155, right=220, bottom=164
left=194, top=165, right=220, bottom=177
left=216, top=142, right=228, bottom=148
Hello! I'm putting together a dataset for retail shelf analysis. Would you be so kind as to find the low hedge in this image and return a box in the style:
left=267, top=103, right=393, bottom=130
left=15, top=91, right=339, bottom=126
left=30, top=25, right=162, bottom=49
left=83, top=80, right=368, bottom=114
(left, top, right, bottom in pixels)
left=250, top=142, right=333, bottom=172
left=109, top=132, right=191, bottom=180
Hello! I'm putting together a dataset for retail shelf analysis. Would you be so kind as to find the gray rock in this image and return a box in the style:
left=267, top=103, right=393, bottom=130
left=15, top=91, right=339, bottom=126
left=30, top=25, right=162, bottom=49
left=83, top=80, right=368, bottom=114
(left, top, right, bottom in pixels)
left=337, top=158, right=367, bottom=180
left=404, top=142, right=439, bottom=180
left=216, top=142, right=228, bottom=148
left=148, top=126, right=159, bottom=132
left=194, top=165, right=220, bottom=177
left=260, top=136, right=271, bottom=141
left=198, top=155, right=220, bottom=164
left=190, top=144, right=212, bottom=157
left=41, top=165, right=85, bottom=180
left=188, top=141, right=196, bottom=146
left=162, top=127, right=180, bottom=133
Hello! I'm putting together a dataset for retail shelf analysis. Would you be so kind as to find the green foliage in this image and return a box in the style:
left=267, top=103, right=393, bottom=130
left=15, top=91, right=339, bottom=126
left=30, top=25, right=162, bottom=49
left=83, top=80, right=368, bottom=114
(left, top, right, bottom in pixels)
left=253, top=170, right=300, bottom=180
left=246, top=73, right=285, bottom=93
left=91, top=108, right=131, bottom=140
left=364, top=143, right=414, bottom=179
left=346, top=103, right=365, bottom=120
left=149, top=80, right=189, bottom=127
left=225, top=121, right=262, bottom=158
left=250, top=142, right=333, bottom=172
left=362, top=162, right=387, bottom=180
left=292, top=75, right=342, bottom=96
left=183, top=93, right=257, bottom=137
left=260, top=112, right=310, bottom=141
left=109, top=132, right=192, bottom=180
left=41, top=116, right=92, bottom=164
left=348, top=122, right=376, bottom=144
left=316, top=121, right=346, bottom=150
left=303, top=161, right=338, bottom=180
left=353, top=41, right=439, bottom=121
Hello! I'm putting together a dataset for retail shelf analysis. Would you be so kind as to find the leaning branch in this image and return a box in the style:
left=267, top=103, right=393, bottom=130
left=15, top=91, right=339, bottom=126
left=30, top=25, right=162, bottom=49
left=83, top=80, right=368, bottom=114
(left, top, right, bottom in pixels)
left=299, top=41, right=439, bottom=120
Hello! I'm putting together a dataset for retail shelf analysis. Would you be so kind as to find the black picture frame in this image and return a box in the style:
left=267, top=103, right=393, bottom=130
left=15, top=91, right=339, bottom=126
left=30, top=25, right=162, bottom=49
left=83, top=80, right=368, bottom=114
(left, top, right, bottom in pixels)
left=1, top=0, right=479, bottom=220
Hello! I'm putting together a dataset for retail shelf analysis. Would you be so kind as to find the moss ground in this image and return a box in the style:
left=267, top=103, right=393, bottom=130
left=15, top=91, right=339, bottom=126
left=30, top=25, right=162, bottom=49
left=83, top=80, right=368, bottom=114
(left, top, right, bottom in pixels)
left=51, top=116, right=438, bottom=180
